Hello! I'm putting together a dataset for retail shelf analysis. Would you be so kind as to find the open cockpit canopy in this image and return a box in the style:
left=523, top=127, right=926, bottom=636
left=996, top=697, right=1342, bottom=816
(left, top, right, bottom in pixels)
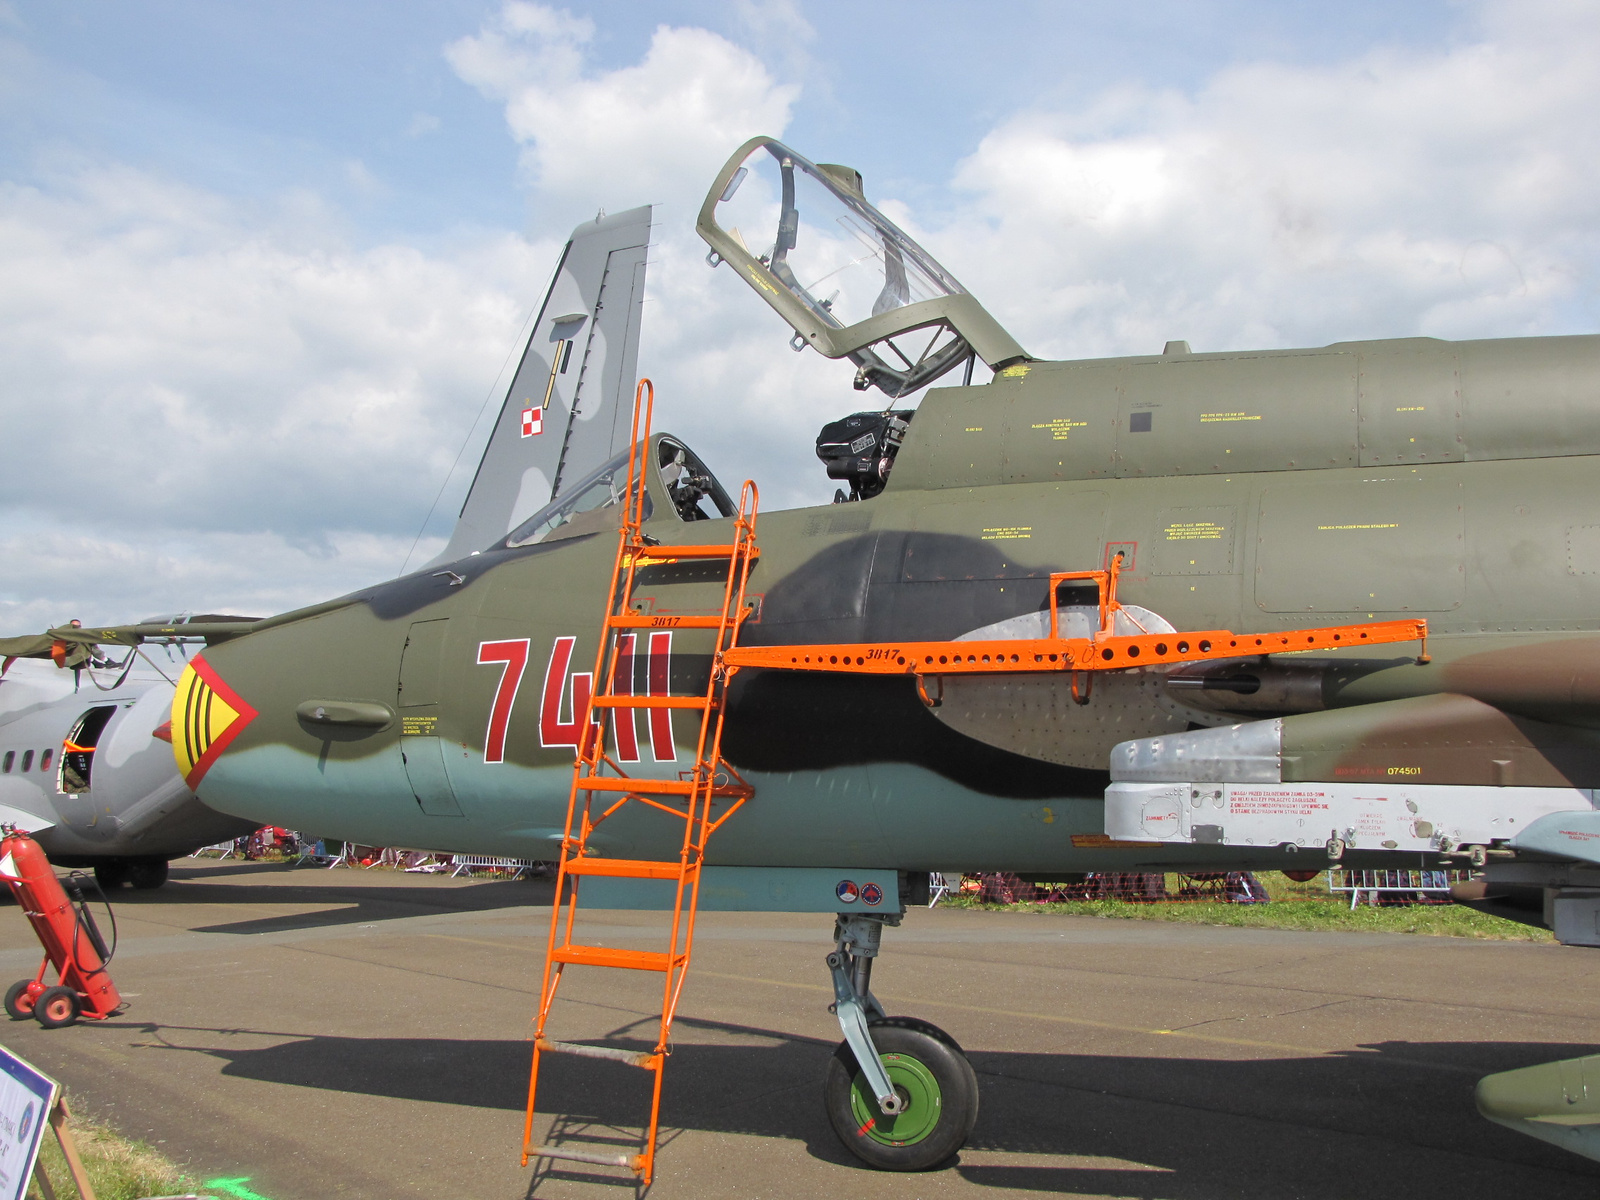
left=698, top=137, right=1028, bottom=397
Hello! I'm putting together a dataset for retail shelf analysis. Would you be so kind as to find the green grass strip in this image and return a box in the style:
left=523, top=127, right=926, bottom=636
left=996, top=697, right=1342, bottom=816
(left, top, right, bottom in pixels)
left=943, top=871, right=1553, bottom=941
left=29, top=1107, right=196, bottom=1200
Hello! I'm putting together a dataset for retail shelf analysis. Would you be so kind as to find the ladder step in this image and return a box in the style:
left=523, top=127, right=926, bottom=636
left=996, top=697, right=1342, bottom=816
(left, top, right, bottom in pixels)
left=575, top=776, right=752, bottom=798
left=564, top=858, right=688, bottom=880
left=552, top=945, right=679, bottom=971
left=632, top=544, right=751, bottom=560
left=609, top=614, right=728, bottom=628
left=577, top=776, right=694, bottom=795
left=535, top=1038, right=659, bottom=1068
left=590, top=695, right=706, bottom=709
left=527, top=1144, right=642, bottom=1171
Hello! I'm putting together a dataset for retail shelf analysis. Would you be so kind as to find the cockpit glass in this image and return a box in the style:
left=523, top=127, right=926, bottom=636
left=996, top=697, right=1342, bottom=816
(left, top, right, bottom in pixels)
left=502, top=438, right=734, bottom=548
left=712, top=142, right=966, bottom=331
left=503, top=446, right=639, bottom=548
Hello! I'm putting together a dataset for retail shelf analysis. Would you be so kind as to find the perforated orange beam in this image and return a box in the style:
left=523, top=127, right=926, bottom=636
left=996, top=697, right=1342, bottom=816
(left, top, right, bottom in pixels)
left=720, top=618, right=1428, bottom=676
left=608, top=615, right=727, bottom=629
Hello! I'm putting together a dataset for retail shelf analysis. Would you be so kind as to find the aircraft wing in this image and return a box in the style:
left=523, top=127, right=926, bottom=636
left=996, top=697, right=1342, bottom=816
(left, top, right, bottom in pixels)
left=0, top=630, right=106, bottom=670
left=20, top=622, right=256, bottom=649
left=0, top=634, right=57, bottom=660
left=430, top=205, right=653, bottom=565
left=0, top=803, right=54, bottom=834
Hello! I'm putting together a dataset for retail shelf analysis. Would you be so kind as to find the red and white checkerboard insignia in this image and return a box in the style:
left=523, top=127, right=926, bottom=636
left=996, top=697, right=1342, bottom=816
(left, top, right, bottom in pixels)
left=520, top=406, right=543, bottom=437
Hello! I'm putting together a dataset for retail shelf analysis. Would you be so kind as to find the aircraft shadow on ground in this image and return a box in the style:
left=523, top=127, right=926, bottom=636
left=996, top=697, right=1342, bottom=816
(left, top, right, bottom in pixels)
left=127, top=1013, right=1600, bottom=1198
left=112, top=867, right=556, bottom=936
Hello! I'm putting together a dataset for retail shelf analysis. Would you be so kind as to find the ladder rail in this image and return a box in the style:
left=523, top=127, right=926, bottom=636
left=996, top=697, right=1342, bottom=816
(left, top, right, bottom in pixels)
left=524, top=380, right=649, bottom=1158
left=528, top=382, right=656, bottom=1166
left=532, top=382, right=658, bottom=1055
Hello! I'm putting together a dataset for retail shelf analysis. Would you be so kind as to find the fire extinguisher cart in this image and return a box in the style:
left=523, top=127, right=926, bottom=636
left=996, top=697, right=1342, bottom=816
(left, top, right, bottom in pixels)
left=0, top=827, right=122, bottom=1028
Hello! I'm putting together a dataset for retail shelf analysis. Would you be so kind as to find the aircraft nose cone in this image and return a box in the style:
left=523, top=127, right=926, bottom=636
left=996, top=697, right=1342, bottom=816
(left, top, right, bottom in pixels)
left=1477, top=1055, right=1600, bottom=1124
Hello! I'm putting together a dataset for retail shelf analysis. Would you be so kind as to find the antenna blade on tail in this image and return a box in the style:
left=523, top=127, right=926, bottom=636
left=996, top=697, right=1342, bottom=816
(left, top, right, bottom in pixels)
left=431, top=205, right=652, bottom=566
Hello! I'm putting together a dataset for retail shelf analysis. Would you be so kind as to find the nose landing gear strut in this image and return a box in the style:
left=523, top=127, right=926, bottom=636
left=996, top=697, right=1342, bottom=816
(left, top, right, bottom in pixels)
left=822, top=913, right=980, bottom=1170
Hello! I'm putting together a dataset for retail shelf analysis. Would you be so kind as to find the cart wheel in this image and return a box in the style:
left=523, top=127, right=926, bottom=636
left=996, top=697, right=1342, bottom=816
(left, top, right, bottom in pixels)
left=35, top=986, right=80, bottom=1029
left=4, top=980, right=37, bottom=1020
left=823, top=1016, right=979, bottom=1171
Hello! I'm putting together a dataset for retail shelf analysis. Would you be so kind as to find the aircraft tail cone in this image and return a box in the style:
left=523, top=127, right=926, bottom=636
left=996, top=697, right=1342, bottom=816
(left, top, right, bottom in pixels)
left=1477, top=1055, right=1600, bottom=1163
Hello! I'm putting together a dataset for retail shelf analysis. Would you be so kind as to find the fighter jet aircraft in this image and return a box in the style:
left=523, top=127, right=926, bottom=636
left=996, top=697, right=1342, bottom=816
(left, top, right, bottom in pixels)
left=46, top=137, right=1600, bottom=1174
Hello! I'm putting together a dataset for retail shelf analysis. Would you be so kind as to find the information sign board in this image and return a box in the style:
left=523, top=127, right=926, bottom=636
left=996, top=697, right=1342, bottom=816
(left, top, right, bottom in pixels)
left=0, top=1045, right=58, bottom=1200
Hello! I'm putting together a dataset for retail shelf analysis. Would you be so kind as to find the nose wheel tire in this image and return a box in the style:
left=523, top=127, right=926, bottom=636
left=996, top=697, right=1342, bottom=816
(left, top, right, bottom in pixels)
left=34, top=986, right=80, bottom=1029
left=823, top=1016, right=979, bottom=1171
left=4, top=980, right=37, bottom=1020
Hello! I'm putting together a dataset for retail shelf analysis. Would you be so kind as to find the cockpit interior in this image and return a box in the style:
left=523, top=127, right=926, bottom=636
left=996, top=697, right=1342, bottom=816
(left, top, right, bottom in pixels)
left=502, top=437, right=734, bottom=549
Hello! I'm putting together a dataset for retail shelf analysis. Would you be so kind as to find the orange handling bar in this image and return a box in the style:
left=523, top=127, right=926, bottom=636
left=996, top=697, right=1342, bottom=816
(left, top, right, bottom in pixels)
left=562, top=859, right=688, bottom=880
left=590, top=696, right=708, bottom=709
left=575, top=776, right=753, bottom=798
left=720, top=618, right=1428, bottom=676
left=632, top=545, right=760, bottom=561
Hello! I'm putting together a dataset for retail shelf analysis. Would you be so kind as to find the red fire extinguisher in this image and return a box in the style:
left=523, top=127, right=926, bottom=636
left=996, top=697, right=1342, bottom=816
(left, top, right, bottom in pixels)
left=0, top=827, right=123, bottom=1027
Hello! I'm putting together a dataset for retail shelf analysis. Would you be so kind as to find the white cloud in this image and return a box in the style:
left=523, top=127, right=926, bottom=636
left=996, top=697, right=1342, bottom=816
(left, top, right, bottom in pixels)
left=446, top=3, right=796, bottom=220
left=0, top=164, right=551, bottom=627
left=0, top=520, right=434, bottom=633
left=932, top=0, right=1600, bottom=358
left=444, top=2, right=836, bottom=510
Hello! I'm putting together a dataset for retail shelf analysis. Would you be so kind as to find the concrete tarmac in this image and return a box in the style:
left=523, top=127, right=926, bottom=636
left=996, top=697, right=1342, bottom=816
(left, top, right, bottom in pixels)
left=1, top=860, right=1598, bottom=1199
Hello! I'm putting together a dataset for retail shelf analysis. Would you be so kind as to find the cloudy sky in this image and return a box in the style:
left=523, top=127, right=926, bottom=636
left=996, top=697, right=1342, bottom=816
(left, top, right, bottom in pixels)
left=3, top=0, right=1598, bottom=631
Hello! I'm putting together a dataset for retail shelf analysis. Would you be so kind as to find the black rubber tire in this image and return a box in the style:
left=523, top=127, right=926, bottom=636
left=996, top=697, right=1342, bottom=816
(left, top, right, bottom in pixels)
left=4, top=980, right=36, bottom=1020
left=127, top=859, right=169, bottom=890
left=823, top=1016, right=980, bottom=1171
left=93, top=861, right=130, bottom=890
left=35, top=985, right=79, bottom=1029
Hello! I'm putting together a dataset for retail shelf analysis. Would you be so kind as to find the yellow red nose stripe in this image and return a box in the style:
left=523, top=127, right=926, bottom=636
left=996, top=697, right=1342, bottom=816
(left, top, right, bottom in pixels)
left=171, top=653, right=258, bottom=789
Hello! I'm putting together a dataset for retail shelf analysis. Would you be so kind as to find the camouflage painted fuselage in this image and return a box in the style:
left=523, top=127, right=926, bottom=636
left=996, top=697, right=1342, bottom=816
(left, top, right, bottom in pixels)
left=183, top=332, right=1600, bottom=873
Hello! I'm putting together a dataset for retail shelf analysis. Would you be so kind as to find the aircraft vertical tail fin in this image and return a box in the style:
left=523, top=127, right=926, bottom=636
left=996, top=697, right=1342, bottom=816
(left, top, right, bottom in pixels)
left=429, top=205, right=653, bottom=566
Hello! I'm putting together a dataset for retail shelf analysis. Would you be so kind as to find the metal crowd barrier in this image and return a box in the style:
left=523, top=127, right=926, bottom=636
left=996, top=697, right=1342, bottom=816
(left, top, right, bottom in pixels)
left=449, top=855, right=541, bottom=879
left=1328, top=868, right=1458, bottom=909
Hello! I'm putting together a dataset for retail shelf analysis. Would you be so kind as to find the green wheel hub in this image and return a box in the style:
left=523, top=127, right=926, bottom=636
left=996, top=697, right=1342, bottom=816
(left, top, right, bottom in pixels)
left=848, top=1050, right=944, bottom=1146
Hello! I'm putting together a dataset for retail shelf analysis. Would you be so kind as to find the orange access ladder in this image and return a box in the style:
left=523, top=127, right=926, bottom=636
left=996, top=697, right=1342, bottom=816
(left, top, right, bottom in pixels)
left=521, top=379, right=760, bottom=1185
